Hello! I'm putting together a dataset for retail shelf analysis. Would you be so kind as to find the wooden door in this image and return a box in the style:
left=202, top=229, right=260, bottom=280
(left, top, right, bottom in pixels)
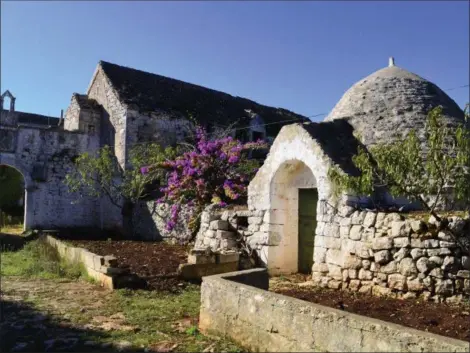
left=298, top=188, right=317, bottom=274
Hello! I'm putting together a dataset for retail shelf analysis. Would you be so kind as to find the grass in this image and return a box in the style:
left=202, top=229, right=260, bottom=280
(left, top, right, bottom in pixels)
left=1, top=237, right=88, bottom=280
left=0, top=238, right=244, bottom=352
left=0, top=223, right=24, bottom=235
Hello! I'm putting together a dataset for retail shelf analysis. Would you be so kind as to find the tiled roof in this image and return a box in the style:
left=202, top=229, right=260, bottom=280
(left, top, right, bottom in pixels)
left=99, top=61, right=309, bottom=135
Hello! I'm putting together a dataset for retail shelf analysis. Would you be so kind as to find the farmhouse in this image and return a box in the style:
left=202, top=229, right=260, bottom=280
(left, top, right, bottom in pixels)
left=0, top=61, right=308, bottom=230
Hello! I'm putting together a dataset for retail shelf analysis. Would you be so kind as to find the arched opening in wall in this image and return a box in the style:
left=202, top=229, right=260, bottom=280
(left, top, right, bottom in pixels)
left=266, top=160, right=317, bottom=275
left=0, top=165, right=26, bottom=234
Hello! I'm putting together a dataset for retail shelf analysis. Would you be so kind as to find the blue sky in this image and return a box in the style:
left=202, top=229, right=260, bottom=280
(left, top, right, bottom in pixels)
left=1, top=1, right=469, bottom=121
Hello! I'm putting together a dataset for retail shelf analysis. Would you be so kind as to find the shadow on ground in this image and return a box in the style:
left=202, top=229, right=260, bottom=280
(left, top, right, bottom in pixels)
left=0, top=233, right=27, bottom=251
left=0, top=298, right=146, bottom=352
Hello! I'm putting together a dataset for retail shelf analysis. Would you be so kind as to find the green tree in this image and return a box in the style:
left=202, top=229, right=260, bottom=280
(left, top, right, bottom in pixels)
left=64, top=143, right=179, bottom=235
left=329, top=104, right=470, bottom=252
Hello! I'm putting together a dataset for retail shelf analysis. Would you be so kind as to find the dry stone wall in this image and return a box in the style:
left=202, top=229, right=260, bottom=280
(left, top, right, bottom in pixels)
left=194, top=206, right=266, bottom=252
left=312, top=208, right=470, bottom=302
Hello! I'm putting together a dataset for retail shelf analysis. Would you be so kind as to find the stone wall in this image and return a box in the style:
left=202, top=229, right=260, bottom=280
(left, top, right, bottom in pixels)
left=132, top=201, right=195, bottom=242
left=194, top=206, right=266, bottom=253
left=199, top=269, right=469, bottom=353
left=311, top=209, right=470, bottom=302
left=0, top=125, right=106, bottom=229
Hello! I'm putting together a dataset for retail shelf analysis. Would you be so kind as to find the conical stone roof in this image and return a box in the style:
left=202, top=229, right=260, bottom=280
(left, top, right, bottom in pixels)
left=324, top=58, right=465, bottom=147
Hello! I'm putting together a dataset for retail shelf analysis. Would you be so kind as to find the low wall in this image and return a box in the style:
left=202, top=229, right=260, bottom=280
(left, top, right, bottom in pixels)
left=45, top=235, right=137, bottom=290
left=311, top=211, right=470, bottom=302
left=199, top=269, right=470, bottom=353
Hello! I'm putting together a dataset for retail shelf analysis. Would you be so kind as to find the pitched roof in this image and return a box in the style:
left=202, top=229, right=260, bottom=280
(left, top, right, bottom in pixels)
left=98, top=60, right=309, bottom=135
left=73, top=93, right=100, bottom=110
left=12, top=110, right=60, bottom=127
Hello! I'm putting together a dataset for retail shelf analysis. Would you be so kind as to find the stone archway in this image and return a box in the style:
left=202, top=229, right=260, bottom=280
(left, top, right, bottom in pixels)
left=0, top=156, right=34, bottom=231
left=266, top=160, right=317, bottom=274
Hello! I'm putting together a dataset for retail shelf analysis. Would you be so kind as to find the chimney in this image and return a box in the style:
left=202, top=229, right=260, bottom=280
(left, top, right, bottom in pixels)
left=389, top=57, right=395, bottom=67
left=58, top=109, right=64, bottom=127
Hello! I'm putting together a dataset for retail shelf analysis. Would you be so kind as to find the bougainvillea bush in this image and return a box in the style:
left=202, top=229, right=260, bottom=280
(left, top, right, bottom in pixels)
left=141, top=127, right=267, bottom=232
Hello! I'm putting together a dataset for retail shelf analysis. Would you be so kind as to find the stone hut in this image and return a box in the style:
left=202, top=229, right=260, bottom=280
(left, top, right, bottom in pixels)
left=194, top=58, right=469, bottom=301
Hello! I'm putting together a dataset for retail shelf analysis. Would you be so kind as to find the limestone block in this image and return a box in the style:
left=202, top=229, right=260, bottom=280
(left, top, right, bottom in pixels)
left=393, top=248, right=409, bottom=262
left=439, top=248, right=452, bottom=256
left=201, top=212, right=219, bottom=223
left=326, top=249, right=343, bottom=267
left=457, top=270, right=470, bottom=278
left=372, top=237, right=393, bottom=250
left=423, top=276, right=434, bottom=289
left=376, top=273, right=387, bottom=282
left=205, top=230, right=216, bottom=238
left=410, top=239, right=425, bottom=248
left=357, top=244, right=373, bottom=259
left=398, top=258, right=417, bottom=276
left=358, top=282, right=372, bottom=294
left=210, top=220, right=229, bottom=230
left=374, top=250, right=391, bottom=264
left=339, top=217, right=352, bottom=227
left=315, top=222, right=325, bottom=236
left=437, top=231, right=453, bottom=241
left=217, top=230, right=236, bottom=240
left=188, top=253, right=216, bottom=265
left=338, top=204, right=355, bottom=217
left=349, top=280, right=361, bottom=291
left=362, top=260, right=371, bottom=270
left=406, top=278, right=423, bottom=292
left=435, top=279, right=453, bottom=296
left=449, top=216, right=466, bottom=233
left=410, top=248, right=426, bottom=260
left=393, top=237, right=410, bottom=248
left=416, top=257, right=431, bottom=273
left=426, top=249, right=441, bottom=257
left=348, top=269, right=358, bottom=279
left=372, top=285, right=391, bottom=297
left=439, top=241, right=457, bottom=248
left=217, top=252, right=240, bottom=264
left=312, top=263, right=329, bottom=273
left=462, top=256, right=470, bottom=270
left=409, top=220, right=425, bottom=233
left=358, top=268, right=373, bottom=280
left=375, top=212, right=386, bottom=229
left=388, top=274, right=406, bottom=291
left=344, top=255, right=362, bottom=270
left=313, top=246, right=327, bottom=263
left=340, top=226, right=351, bottom=239
left=317, top=236, right=341, bottom=250
left=423, top=239, right=439, bottom=248
left=209, top=238, right=221, bottom=250
left=370, top=262, right=378, bottom=272
left=327, top=224, right=340, bottom=238
left=391, top=221, right=406, bottom=238
left=248, top=217, right=263, bottom=225
left=328, top=264, right=343, bottom=280
left=428, top=256, right=443, bottom=266
left=248, top=224, right=260, bottom=232
left=429, top=268, right=444, bottom=278
left=379, top=261, right=398, bottom=274
left=363, top=212, right=377, bottom=228
left=349, top=225, right=363, bottom=241
left=327, top=280, right=342, bottom=289
left=442, top=256, right=457, bottom=271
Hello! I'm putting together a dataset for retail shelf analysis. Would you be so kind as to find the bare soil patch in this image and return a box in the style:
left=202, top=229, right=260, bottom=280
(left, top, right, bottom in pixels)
left=67, top=239, right=190, bottom=291
left=271, top=277, right=470, bottom=341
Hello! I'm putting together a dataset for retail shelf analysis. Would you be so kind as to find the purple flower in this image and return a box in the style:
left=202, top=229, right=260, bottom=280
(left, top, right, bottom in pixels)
left=140, top=166, right=150, bottom=174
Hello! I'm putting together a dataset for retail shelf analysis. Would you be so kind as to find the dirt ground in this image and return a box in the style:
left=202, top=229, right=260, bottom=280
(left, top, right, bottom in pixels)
left=0, top=277, right=241, bottom=352
left=270, top=276, right=470, bottom=341
left=67, top=239, right=190, bottom=291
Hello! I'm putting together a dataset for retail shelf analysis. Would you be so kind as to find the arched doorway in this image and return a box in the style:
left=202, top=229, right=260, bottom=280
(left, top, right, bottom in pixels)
left=266, top=160, right=317, bottom=274
left=0, top=165, right=26, bottom=233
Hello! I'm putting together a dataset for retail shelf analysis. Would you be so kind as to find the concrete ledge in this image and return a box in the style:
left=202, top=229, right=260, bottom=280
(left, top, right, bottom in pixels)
left=178, top=261, right=238, bottom=280
left=45, top=235, right=133, bottom=290
left=199, top=269, right=470, bottom=352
